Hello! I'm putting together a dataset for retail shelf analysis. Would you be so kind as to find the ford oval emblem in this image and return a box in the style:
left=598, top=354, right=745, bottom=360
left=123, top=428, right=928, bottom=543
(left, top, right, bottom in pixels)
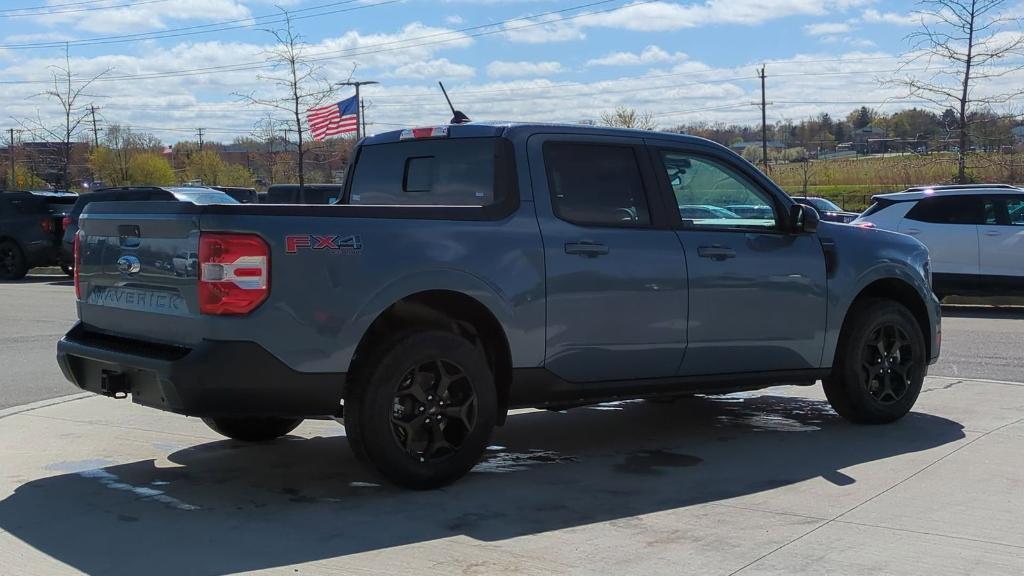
left=117, top=255, right=141, bottom=275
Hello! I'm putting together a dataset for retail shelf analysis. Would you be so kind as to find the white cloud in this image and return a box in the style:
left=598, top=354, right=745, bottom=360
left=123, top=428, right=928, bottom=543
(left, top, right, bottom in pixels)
left=446, top=15, right=465, bottom=25
left=486, top=60, right=564, bottom=77
left=804, top=22, right=853, bottom=36
left=504, top=14, right=585, bottom=43
left=31, top=0, right=253, bottom=34
left=389, top=58, right=475, bottom=79
left=860, top=9, right=925, bottom=26
left=505, top=0, right=876, bottom=43
left=587, top=45, right=687, bottom=66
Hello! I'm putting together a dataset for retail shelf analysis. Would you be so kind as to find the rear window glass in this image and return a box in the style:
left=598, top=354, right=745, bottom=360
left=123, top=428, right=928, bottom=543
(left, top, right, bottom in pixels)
left=349, top=138, right=500, bottom=206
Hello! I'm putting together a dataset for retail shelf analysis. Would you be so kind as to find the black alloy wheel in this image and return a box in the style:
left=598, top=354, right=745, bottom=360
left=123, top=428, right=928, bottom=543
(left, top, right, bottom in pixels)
left=390, top=359, right=478, bottom=463
left=344, top=330, right=497, bottom=489
left=824, top=299, right=926, bottom=424
left=861, top=323, right=917, bottom=405
left=0, top=241, right=28, bottom=281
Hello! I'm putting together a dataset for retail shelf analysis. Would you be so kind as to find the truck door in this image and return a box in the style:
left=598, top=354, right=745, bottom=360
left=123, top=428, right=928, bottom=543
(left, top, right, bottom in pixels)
left=648, top=144, right=828, bottom=375
left=529, top=134, right=688, bottom=382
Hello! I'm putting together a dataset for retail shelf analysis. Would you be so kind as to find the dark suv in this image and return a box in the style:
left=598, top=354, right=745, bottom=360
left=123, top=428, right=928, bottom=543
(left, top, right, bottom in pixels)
left=0, top=190, right=77, bottom=280
left=60, top=186, right=239, bottom=272
left=264, top=184, right=343, bottom=204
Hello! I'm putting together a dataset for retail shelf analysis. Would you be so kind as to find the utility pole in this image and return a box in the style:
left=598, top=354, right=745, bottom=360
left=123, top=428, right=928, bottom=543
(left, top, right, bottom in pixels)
left=89, top=105, right=100, bottom=147
left=7, top=128, right=15, bottom=190
left=360, top=99, right=367, bottom=137
left=758, top=66, right=769, bottom=173
left=196, top=127, right=205, bottom=150
left=334, top=80, right=379, bottom=140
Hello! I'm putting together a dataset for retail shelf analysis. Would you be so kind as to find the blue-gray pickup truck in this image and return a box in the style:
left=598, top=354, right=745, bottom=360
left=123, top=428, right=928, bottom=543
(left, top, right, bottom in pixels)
left=57, top=123, right=941, bottom=488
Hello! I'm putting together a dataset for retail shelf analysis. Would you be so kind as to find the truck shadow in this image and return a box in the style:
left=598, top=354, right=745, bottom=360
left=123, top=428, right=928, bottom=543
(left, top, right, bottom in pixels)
left=0, top=393, right=964, bottom=575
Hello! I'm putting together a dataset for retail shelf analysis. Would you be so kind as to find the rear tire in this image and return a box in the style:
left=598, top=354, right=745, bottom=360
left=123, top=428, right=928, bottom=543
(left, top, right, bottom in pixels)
left=345, top=330, right=496, bottom=489
left=0, top=240, right=28, bottom=281
left=824, top=299, right=926, bottom=424
left=60, top=262, right=74, bottom=277
left=202, top=417, right=302, bottom=442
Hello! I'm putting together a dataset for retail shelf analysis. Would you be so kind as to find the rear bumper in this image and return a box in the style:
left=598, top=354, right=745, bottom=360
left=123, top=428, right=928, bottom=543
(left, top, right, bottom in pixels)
left=23, top=239, right=62, bottom=268
left=56, top=323, right=345, bottom=418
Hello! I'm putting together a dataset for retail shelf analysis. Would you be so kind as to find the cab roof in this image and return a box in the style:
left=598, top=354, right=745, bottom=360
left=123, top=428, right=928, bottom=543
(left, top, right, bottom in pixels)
left=872, top=184, right=1023, bottom=203
left=360, top=121, right=713, bottom=147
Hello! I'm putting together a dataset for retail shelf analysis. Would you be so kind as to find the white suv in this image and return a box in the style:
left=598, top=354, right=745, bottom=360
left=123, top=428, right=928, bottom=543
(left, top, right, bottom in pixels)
left=853, top=184, right=1024, bottom=298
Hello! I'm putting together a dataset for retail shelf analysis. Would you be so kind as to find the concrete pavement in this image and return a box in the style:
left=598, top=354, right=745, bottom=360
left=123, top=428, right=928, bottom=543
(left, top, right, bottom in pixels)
left=1, top=376, right=1021, bottom=575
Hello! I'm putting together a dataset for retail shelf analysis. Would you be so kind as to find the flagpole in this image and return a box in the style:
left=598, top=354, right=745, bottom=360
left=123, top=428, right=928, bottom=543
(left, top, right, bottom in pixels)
left=335, top=80, right=379, bottom=140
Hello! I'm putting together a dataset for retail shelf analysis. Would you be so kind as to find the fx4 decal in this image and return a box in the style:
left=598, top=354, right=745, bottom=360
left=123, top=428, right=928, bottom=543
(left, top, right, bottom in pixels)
left=285, top=234, right=363, bottom=254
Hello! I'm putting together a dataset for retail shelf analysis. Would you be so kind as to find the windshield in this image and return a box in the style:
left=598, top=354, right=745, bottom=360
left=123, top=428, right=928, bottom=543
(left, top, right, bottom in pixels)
left=809, top=198, right=842, bottom=212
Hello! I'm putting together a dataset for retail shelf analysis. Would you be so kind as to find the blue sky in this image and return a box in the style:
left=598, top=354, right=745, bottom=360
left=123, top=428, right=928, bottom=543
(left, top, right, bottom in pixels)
left=1, top=0, right=1021, bottom=143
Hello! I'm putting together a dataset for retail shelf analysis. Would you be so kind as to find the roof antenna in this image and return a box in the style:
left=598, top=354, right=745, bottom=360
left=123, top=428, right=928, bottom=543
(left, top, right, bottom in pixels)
left=439, top=81, right=470, bottom=124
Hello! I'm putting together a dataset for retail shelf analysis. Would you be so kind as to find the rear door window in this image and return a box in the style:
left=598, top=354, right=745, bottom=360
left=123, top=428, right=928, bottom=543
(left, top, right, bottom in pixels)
left=905, top=196, right=985, bottom=224
left=349, top=139, right=500, bottom=206
left=543, top=142, right=651, bottom=227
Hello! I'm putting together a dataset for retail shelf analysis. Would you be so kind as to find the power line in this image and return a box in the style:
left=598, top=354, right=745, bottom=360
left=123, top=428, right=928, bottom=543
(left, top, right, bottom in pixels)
left=0, top=0, right=389, bottom=48
left=0, top=0, right=620, bottom=50
left=0, top=0, right=650, bottom=82
left=0, top=0, right=171, bottom=17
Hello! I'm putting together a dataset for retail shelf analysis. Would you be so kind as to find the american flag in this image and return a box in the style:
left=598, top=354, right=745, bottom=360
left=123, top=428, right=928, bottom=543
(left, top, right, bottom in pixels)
left=307, top=95, right=358, bottom=141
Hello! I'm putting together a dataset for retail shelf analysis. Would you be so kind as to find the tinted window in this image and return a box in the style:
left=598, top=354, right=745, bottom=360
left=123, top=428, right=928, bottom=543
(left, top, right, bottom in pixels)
left=905, top=196, right=984, bottom=224
left=543, top=142, right=650, bottom=227
left=808, top=198, right=841, bottom=212
left=350, top=139, right=498, bottom=206
left=1008, top=197, right=1024, bottom=225
left=658, top=152, right=777, bottom=229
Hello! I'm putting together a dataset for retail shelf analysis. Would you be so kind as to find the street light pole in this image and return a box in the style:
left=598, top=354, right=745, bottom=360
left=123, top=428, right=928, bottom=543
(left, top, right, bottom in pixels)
left=334, top=80, right=379, bottom=140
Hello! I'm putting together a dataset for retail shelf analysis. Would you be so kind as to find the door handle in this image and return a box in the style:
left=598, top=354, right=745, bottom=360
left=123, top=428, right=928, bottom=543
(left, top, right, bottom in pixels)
left=983, top=230, right=1002, bottom=237
left=903, top=228, right=921, bottom=236
left=697, top=246, right=736, bottom=260
left=565, top=242, right=609, bottom=257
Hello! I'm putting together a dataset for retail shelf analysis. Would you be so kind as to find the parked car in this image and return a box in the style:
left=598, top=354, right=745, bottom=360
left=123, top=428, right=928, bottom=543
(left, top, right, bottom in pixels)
left=853, top=184, right=1024, bottom=298
left=60, top=186, right=239, bottom=273
left=793, top=197, right=860, bottom=223
left=0, top=190, right=77, bottom=280
left=57, top=123, right=940, bottom=488
left=678, top=204, right=740, bottom=220
left=265, top=184, right=343, bottom=204
left=210, top=186, right=258, bottom=204
left=724, top=204, right=774, bottom=219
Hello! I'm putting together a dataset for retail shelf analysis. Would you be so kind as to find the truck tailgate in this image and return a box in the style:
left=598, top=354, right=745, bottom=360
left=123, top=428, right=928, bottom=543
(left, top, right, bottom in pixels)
left=77, top=201, right=204, bottom=345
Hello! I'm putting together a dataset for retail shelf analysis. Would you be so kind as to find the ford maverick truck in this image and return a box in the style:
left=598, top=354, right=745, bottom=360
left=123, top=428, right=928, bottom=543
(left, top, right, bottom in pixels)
left=57, top=123, right=941, bottom=488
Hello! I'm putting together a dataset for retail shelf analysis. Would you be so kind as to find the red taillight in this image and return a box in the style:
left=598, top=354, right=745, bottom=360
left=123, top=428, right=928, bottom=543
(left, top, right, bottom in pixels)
left=73, top=233, right=81, bottom=299
left=41, top=218, right=55, bottom=233
left=62, top=216, right=71, bottom=230
left=857, top=222, right=876, bottom=229
left=198, top=233, right=269, bottom=315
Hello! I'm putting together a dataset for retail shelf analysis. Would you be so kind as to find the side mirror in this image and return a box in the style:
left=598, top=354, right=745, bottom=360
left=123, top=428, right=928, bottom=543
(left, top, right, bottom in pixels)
left=790, top=203, right=819, bottom=234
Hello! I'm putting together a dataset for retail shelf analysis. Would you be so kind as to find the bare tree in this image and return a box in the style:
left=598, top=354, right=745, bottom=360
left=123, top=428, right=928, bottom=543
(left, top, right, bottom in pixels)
left=14, top=45, right=110, bottom=189
left=600, top=107, right=658, bottom=131
left=236, top=9, right=347, bottom=187
left=798, top=158, right=815, bottom=194
left=892, top=0, right=1024, bottom=183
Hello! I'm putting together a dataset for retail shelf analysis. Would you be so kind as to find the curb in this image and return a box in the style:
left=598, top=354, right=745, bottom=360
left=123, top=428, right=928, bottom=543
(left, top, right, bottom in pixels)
left=0, top=393, right=92, bottom=420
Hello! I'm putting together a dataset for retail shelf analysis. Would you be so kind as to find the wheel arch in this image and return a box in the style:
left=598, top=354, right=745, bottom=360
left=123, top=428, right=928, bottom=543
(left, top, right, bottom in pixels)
left=836, top=277, right=933, bottom=362
left=348, top=289, right=514, bottom=425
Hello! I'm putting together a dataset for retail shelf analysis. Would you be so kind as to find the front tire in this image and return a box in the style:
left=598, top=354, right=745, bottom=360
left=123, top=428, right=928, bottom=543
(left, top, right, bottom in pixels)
left=0, top=240, right=28, bottom=281
left=202, top=417, right=302, bottom=442
left=345, top=330, right=496, bottom=489
left=824, top=299, right=926, bottom=424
